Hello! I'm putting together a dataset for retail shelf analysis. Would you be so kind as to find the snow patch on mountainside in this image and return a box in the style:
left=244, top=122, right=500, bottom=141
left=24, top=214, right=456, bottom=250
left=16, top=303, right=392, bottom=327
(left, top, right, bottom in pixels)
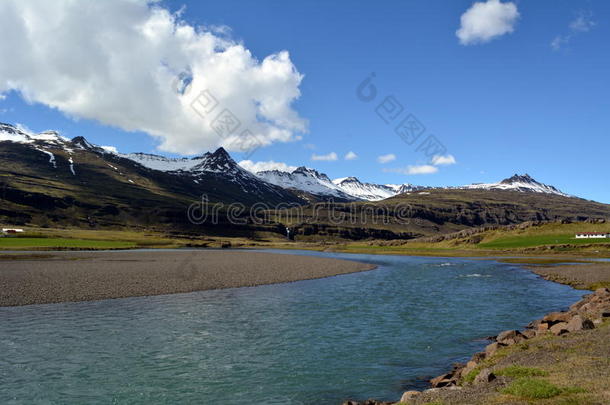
left=35, top=148, right=57, bottom=168
left=119, top=152, right=204, bottom=172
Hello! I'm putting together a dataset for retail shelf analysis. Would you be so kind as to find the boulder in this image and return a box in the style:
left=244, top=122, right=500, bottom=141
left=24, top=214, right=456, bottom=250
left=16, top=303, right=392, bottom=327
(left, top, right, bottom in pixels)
left=473, top=368, right=496, bottom=385
left=549, top=321, right=569, bottom=335
left=430, top=373, right=456, bottom=388
left=526, top=319, right=543, bottom=329
left=565, top=315, right=595, bottom=332
left=543, top=312, right=572, bottom=325
left=460, top=360, right=478, bottom=379
left=522, top=329, right=536, bottom=339
left=594, top=287, right=610, bottom=296
left=496, top=330, right=525, bottom=345
left=485, top=342, right=505, bottom=357
left=537, top=322, right=549, bottom=333
left=399, top=391, right=420, bottom=403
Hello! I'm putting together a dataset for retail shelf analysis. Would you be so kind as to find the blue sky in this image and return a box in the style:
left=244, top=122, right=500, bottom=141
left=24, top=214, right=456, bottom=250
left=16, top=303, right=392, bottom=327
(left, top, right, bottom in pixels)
left=1, top=0, right=609, bottom=203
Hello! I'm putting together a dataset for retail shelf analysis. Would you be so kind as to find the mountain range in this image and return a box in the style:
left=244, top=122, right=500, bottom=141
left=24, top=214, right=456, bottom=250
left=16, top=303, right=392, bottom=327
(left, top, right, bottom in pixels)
left=1, top=122, right=608, bottom=239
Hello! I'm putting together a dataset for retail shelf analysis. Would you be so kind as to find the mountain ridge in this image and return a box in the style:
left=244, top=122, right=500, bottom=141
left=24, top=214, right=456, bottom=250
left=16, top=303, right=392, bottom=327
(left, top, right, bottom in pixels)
left=0, top=122, right=580, bottom=203
left=2, top=122, right=608, bottom=240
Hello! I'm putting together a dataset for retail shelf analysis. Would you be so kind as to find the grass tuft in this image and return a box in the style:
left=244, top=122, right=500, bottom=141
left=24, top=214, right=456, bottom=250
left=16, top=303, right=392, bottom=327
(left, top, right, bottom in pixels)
left=495, top=365, right=549, bottom=378
left=501, top=377, right=562, bottom=399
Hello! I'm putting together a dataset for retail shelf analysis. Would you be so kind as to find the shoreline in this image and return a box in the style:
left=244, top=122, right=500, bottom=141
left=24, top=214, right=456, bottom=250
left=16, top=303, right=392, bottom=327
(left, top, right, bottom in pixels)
left=0, top=250, right=376, bottom=307
left=343, top=261, right=610, bottom=405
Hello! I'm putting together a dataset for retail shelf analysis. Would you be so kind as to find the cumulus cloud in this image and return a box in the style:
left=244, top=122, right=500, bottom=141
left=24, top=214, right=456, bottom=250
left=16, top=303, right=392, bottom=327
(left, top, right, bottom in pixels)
left=100, top=145, right=119, bottom=154
left=384, top=165, right=439, bottom=175
left=238, top=160, right=297, bottom=173
left=431, top=154, right=457, bottom=165
left=311, top=152, right=338, bottom=161
left=552, top=11, right=595, bottom=51
left=0, top=0, right=307, bottom=155
left=456, top=0, right=519, bottom=45
left=377, top=153, right=396, bottom=164
left=344, top=151, right=358, bottom=160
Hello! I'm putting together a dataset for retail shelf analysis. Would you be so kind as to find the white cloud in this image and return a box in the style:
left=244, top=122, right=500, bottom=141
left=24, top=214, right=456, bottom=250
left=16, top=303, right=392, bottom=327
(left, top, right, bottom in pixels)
left=552, top=11, right=595, bottom=51
left=0, top=94, right=5, bottom=100
left=100, top=145, right=118, bottom=154
left=431, top=154, right=457, bottom=166
left=238, top=160, right=297, bottom=173
left=570, top=12, right=595, bottom=32
left=311, top=152, right=338, bottom=161
left=384, top=165, right=439, bottom=175
left=377, top=153, right=396, bottom=164
left=303, top=143, right=316, bottom=150
left=456, top=0, right=519, bottom=45
left=0, top=0, right=307, bottom=155
left=344, top=151, right=358, bottom=160
left=551, top=36, right=567, bottom=51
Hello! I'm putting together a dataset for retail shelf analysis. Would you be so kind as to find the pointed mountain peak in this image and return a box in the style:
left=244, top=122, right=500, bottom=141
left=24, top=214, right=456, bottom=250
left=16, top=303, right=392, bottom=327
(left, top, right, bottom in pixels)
left=293, top=166, right=330, bottom=179
left=71, top=136, right=93, bottom=149
left=501, top=173, right=536, bottom=185
left=211, top=147, right=231, bottom=159
left=293, top=166, right=311, bottom=174
left=335, top=176, right=360, bottom=184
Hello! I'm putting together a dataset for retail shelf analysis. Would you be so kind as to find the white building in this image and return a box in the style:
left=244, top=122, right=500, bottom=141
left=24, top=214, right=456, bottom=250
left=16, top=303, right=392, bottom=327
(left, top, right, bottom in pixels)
left=575, top=232, right=610, bottom=239
left=2, top=228, right=24, bottom=234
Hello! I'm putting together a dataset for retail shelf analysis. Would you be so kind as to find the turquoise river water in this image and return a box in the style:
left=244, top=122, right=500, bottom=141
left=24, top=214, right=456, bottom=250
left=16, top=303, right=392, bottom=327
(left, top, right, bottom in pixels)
left=0, top=250, right=585, bottom=404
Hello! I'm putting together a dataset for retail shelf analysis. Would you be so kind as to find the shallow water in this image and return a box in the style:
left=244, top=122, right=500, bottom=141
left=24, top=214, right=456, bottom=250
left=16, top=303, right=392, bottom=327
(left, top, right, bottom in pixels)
left=0, top=250, right=584, bottom=404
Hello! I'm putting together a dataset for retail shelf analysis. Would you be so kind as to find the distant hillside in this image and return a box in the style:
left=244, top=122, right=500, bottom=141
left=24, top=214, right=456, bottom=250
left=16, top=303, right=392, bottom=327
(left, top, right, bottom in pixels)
left=269, top=189, right=610, bottom=240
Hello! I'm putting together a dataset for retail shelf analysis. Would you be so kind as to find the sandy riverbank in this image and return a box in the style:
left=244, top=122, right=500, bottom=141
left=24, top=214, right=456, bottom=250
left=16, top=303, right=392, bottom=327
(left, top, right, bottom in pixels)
left=0, top=250, right=376, bottom=306
left=529, top=262, right=610, bottom=290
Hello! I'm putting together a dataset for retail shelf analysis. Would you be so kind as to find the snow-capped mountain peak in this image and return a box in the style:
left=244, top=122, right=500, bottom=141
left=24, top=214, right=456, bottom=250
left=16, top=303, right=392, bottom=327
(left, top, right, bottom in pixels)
left=192, top=147, right=248, bottom=175
left=331, top=177, right=424, bottom=201
left=462, top=173, right=568, bottom=196
left=0, top=122, right=68, bottom=145
left=257, top=166, right=352, bottom=199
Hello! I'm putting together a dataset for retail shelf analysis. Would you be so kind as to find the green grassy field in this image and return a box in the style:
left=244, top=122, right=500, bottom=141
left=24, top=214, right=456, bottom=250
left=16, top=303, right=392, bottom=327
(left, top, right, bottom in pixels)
left=0, top=237, right=136, bottom=249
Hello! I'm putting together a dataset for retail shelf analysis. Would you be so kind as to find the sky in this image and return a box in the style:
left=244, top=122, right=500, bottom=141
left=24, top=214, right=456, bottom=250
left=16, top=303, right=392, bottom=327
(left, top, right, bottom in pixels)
left=0, top=0, right=609, bottom=203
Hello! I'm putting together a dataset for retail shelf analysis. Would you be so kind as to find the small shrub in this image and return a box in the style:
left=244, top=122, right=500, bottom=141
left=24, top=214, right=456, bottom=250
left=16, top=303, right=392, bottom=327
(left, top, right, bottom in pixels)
left=496, top=366, right=549, bottom=378
left=501, top=378, right=562, bottom=399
